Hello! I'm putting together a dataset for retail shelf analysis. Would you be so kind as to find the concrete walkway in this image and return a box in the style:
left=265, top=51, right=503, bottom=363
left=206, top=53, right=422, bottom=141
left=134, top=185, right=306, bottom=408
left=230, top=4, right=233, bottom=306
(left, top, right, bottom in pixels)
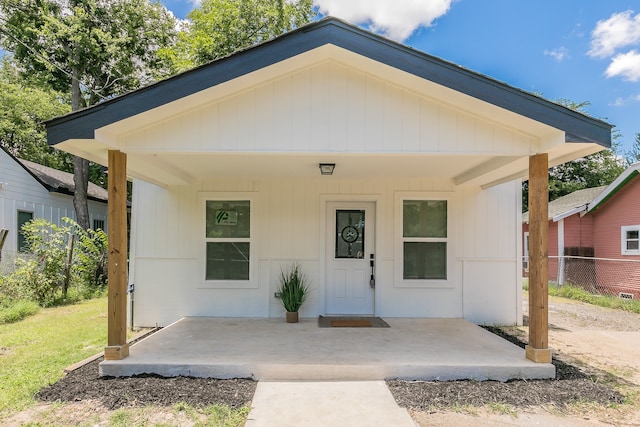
left=245, top=381, right=415, bottom=427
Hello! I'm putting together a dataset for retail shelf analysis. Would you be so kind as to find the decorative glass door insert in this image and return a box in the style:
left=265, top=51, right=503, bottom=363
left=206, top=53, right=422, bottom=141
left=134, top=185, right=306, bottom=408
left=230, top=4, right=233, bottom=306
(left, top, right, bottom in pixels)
left=335, top=209, right=365, bottom=259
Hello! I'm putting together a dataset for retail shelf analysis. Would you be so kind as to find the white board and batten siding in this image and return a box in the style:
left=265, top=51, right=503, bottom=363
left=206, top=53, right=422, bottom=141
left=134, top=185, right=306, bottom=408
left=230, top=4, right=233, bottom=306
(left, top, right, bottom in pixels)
left=122, top=61, right=536, bottom=156
left=130, top=177, right=522, bottom=327
left=0, top=149, right=108, bottom=253
left=125, top=60, right=527, bottom=327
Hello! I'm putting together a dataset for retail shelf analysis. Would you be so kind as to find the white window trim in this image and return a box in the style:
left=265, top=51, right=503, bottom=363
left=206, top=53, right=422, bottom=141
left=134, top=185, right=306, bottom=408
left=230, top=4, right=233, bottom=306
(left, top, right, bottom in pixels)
left=621, top=225, right=640, bottom=256
left=394, top=192, right=453, bottom=288
left=198, top=192, right=257, bottom=289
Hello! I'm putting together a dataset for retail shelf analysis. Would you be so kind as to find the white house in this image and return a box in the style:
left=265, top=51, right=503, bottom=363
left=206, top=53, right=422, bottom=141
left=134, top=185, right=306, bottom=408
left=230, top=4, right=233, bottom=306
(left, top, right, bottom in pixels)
left=0, top=147, right=108, bottom=256
left=45, top=18, right=611, bottom=362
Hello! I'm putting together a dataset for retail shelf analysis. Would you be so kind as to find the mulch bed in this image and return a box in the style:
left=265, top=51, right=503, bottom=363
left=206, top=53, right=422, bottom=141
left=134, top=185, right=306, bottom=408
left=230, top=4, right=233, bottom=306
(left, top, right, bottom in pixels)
left=36, top=326, right=627, bottom=411
left=36, top=358, right=256, bottom=410
left=387, top=326, right=626, bottom=410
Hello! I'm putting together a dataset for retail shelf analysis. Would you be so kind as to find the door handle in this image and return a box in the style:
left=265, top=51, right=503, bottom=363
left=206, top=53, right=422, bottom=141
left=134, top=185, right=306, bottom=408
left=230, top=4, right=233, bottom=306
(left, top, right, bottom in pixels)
left=369, top=254, right=375, bottom=288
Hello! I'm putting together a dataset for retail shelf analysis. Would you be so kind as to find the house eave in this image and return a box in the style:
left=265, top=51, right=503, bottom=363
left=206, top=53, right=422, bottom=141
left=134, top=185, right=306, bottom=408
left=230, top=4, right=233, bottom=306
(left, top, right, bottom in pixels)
left=588, top=163, right=640, bottom=212
left=552, top=206, right=587, bottom=222
left=45, top=17, right=612, bottom=149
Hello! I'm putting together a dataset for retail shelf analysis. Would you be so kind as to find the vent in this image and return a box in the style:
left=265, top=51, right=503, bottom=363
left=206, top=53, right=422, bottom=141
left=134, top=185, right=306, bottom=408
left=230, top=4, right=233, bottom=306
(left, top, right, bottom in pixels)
left=619, top=292, right=634, bottom=300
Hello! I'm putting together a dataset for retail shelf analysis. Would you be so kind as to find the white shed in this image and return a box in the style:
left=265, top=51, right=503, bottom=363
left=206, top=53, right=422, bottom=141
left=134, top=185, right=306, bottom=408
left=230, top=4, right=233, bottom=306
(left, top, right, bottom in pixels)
left=46, top=18, right=610, bottom=363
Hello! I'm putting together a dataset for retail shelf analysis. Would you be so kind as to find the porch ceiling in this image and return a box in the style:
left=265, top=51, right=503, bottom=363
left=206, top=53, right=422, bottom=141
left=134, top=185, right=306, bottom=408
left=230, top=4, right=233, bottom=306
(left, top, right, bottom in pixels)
left=55, top=139, right=604, bottom=188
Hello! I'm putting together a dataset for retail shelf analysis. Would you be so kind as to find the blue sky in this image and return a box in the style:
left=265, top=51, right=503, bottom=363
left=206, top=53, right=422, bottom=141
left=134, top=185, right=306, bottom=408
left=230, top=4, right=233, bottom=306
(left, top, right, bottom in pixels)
left=161, top=0, right=640, bottom=155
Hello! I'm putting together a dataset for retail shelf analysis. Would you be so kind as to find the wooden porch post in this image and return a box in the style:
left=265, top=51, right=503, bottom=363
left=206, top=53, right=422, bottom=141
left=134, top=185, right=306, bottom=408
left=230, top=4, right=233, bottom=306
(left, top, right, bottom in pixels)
left=105, top=150, right=129, bottom=360
left=526, top=153, right=551, bottom=363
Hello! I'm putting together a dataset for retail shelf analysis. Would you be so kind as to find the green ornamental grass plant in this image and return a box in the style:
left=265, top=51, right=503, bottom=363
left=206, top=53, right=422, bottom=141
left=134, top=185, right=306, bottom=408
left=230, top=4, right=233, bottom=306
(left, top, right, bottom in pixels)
left=278, top=264, right=309, bottom=313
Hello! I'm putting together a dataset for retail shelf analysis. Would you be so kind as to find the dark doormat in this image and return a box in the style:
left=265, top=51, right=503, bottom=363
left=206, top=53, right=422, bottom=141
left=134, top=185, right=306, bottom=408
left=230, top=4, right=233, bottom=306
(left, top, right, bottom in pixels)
left=318, top=316, right=390, bottom=328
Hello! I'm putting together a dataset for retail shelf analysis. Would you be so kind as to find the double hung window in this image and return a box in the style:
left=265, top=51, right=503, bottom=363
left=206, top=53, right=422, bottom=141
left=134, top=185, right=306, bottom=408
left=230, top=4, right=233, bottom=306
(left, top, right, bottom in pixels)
left=205, top=200, right=251, bottom=280
left=402, top=200, right=448, bottom=280
left=621, top=225, right=640, bottom=255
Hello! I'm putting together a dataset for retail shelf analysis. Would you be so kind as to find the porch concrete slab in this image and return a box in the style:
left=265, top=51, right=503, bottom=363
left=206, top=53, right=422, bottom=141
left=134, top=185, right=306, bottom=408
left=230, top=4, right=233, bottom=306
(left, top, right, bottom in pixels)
left=245, top=381, right=415, bottom=427
left=100, top=317, right=555, bottom=381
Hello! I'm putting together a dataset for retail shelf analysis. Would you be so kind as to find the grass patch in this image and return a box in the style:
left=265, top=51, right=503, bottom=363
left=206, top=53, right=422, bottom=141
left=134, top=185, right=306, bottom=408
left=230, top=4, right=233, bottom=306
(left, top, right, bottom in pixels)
left=0, top=297, right=109, bottom=416
left=549, top=284, right=640, bottom=314
left=5, top=402, right=251, bottom=427
left=202, top=403, right=250, bottom=426
left=523, top=280, right=640, bottom=314
left=487, top=402, right=518, bottom=417
left=0, top=300, right=40, bottom=324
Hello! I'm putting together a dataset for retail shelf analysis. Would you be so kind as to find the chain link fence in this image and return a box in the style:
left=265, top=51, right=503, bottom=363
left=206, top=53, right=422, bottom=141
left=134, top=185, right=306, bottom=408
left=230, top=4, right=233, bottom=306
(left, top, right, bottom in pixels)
left=524, top=256, right=640, bottom=299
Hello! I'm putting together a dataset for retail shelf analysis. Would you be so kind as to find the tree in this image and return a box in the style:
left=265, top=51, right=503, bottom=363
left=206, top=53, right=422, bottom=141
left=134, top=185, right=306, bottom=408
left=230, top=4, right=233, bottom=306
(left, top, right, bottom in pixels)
left=0, top=0, right=177, bottom=228
left=160, top=0, right=315, bottom=73
left=521, top=100, right=626, bottom=212
left=626, top=132, right=640, bottom=165
left=0, top=56, right=71, bottom=169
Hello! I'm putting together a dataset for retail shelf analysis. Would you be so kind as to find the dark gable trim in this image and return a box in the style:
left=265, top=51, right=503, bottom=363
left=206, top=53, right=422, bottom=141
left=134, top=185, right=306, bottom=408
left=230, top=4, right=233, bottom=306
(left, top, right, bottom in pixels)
left=1, top=146, right=107, bottom=204
left=46, top=17, right=611, bottom=148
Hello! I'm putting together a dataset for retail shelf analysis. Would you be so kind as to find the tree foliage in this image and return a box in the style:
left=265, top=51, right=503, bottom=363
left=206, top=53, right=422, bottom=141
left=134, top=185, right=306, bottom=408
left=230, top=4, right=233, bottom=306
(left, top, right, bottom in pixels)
left=522, top=100, right=627, bottom=212
left=0, top=57, right=108, bottom=187
left=0, top=0, right=178, bottom=228
left=0, top=0, right=178, bottom=104
left=160, top=0, right=315, bottom=73
left=0, top=218, right=108, bottom=307
left=625, top=132, right=640, bottom=165
left=0, top=57, right=71, bottom=169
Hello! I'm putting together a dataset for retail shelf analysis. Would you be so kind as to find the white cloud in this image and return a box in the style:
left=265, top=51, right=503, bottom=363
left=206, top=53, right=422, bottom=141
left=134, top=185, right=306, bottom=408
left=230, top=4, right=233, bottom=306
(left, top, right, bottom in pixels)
left=609, top=93, right=640, bottom=107
left=589, top=10, right=640, bottom=58
left=610, top=98, right=625, bottom=107
left=605, top=50, right=640, bottom=82
left=313, top=0, right=453, bottom=41
left=544, top=47, right=568, bottom=62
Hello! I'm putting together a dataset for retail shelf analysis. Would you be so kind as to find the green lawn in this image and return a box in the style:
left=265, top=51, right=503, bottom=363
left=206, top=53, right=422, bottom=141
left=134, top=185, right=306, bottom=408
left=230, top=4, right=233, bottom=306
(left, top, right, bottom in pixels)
left=0, top=297, right=108, bottom=415
left=0, top=297, right=250, bottom=426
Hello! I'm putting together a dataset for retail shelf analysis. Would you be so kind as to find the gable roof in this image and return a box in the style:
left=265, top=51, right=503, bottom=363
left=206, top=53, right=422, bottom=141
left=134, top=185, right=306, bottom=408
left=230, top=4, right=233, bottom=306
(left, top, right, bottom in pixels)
left=46, top=17, right=611, bottom=148
left=523, top=186, right=606, bottom=223
left=588, top=162, right=640, bottom=212
left=1, top=146, right=108, bottom=203
left=17, top=158, right=109, bottom=203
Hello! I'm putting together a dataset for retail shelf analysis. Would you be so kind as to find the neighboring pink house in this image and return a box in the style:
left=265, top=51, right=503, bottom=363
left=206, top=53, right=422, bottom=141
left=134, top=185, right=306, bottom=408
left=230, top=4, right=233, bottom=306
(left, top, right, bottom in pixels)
left=523, top=163, right=640, bottom=299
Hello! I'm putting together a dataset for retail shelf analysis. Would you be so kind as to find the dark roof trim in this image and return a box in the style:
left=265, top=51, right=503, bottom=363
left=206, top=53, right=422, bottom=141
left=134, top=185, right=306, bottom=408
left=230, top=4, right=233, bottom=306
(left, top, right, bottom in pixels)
left=1, top=146, right=108, bottom=203
left=46, top=17, right=612, bottom=147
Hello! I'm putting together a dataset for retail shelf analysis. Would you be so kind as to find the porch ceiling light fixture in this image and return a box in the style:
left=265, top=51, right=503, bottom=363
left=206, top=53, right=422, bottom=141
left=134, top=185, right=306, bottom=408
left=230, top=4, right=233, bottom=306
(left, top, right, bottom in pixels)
left=319, top=163, right=335, bottom=175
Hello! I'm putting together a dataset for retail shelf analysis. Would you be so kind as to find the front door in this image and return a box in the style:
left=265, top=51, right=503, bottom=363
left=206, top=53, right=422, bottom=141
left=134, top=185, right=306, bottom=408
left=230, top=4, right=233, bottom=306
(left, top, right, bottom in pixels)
left=325, top=202, right=375, bottom=315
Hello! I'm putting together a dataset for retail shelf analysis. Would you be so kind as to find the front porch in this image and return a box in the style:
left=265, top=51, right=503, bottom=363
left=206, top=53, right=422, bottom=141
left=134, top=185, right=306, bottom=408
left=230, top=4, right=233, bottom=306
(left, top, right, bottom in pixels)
left=99, top=317, right=554, bottom=381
